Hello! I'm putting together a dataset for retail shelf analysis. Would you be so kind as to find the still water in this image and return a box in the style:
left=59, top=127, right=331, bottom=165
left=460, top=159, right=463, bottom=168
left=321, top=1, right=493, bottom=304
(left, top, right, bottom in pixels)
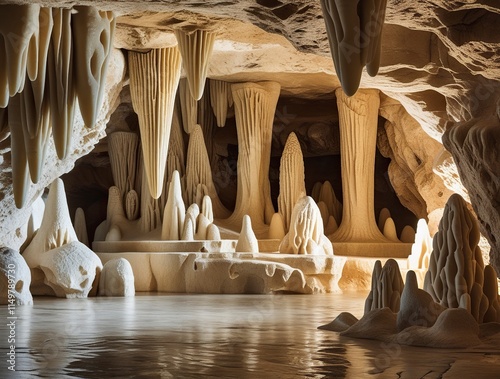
left=1, top=293, right=500, bottom=378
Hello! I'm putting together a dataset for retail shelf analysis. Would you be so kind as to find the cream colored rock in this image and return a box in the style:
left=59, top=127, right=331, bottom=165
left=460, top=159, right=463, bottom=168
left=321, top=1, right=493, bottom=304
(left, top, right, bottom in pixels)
left=279, top=196, right=333, bottom=256
left=0, top=247, right=33, bottom=306
left=278, top=132, right=306, bottom=232
left=206, top=223, right=221, bottom=241
left=174, top=27, right=216, bottom=100
left=161, top=170, right=186, bottom=240
left=23, top=179, right=78, bottom=266
left=179, top=78, right=198, bottom=134
left=38, top=241, right=102, bottom=298
left=185, top=125, right=228, bottom=218
left=423, top=194, right=495, bottom=323
left=139, top=157, right=162, bottom=233
left=319, top=0, right=386, bottom=96
left=382, top=218, right=399, bottom=242
left=128, top=46, right=181, bottom=199
left=378, top=208, right=391, bottom=233
left=268, top=213, right=285, bottom=240
left=26, top=195, right=45, bottom=243
left=125, top=190, right=139, bottom=221
left=332, top=88, right=388, bottom=243
left=74, top=207, right=89, bottom=247
left=226, top=82, right=280, bottom=233
left=318, top=181, right=342, bottom=226
left=209, top=79, right=233, bottom=127
left=98, top=258, right=135, bottom=297
left=108, top=131, right=138, bottom=199
left=195, top=214, right=211, bottom=240
left=201, top=195, right=214, bottom=223
left=166, top=100, right=186, bottom=181
left=72, top=6, right=115, bottom=128
left=236, top=215, right=259, bottom=253
left=364, top=259, right=404, bottom=314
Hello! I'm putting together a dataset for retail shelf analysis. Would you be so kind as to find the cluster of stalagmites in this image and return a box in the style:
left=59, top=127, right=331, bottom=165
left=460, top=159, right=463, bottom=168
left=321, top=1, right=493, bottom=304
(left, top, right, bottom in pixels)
left=321, top=193, right=500, bottom=349
left=0, top=4, right=116, bottom=208
left=0, top=178, right=135, bottom=303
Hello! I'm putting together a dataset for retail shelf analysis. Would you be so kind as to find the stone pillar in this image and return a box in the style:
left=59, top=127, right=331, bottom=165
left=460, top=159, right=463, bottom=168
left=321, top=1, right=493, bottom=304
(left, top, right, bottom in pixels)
left=227, top=81, right=280, bottom=232
left=333, top=88, right=387, bottom=242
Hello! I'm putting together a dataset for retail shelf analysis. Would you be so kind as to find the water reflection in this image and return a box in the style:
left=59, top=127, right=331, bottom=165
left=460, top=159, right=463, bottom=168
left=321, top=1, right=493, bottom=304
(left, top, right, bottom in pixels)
left=1, top=293, right=499, bottom=378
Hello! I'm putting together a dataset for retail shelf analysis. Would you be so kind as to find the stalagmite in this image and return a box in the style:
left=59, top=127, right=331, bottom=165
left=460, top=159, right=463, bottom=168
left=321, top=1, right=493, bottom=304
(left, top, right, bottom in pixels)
left=184, top=203, right=200, bottom=239
left=72, top=6, right=115, bottom=128
left=201, top=195, right=214, bottom=223
left=317, top=201, right=330, bottom=228
left=325, top=216, right=338, bottom=235
left=181, top=217, right=195, bottom=241
left=74, top=207, right=89, bottom=247
left=332, top=88, right=388, bottom=243
left=48, top=7, right=76, bottom=159
left=128, top=46, right=181, bottom=199
left=139, top=158, right=161, bottom=233
left=423, top=194, right=496, bottom=323
left=278, top=132, right=306, bottom=232
left=0, top=4, right=39, bottom=107
left=319, top=0, right=387, bottom=96
left=236, top=215, right=259, bottom=253
left=99, top=258, right=135, bottom=297
left=378, top=208, right=391, bottom=232
left=483, top=265, right=500, bottom=322
left=400, top=225, right=416, bottom=243
left=364, top=259, right=404, bottom=314
left=382, top=218, right=399, bottom=242
left=185, top=125, right=228, bottom=218
left=206, top=223, right=221, bottom=241
left=174, top=27, right=216, bottom=101
left=311, top=182, right=322, bottom=203
left=228, top=81, right=280, bottom=231
left=209, top=79, right=233, bottom=127
left=0, top=247, right=33, bottom=306
left=108, top=132, right=139, bottom=199
left=279, top=196, right=333, bottom=255
left=195, top=214, right=211, bottom=240
left=161, top=171, right=186, bottom=240
left=268, top=213, right=285, bottom=240
left=319, top=181, right=342, bottom=226
left=407, top=219, right=432, bottom=270
left=106, top=186, right=127, bottom=237
left=125, top=190, right=139, bottom=221
left=179, top=78, right=197, bottom=134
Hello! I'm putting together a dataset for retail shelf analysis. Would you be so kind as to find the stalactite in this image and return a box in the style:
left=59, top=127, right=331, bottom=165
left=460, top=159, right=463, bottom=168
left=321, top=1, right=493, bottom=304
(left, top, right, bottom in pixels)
left=179, top=77, right=197, bottom=134
left=166, top=99, right=186, bottom=182
left=197, top=83, right=216, bottom=163
left=209, top=79, right=233, bottom=127
left=185, top=124, right=228, bottom=218
left=48, top=7, right=76, bottom=159
left=108, top=132, right=139, bottom=200
left=72, top=6, right=115, bottom=128
left=139, top=158, right=161, bottom=233
left=278, top=132, right=306, bottom=233
left=319, top=0, right=387, bottom=96
left=227, top=81, right=280, bottom=232
left=332, top=88, right=388, bottom=243
left=0, top=4, right=39, bottom=107
left=128, top=46, right=181, bottom=199
left=174, top=27, right=216, bottom=101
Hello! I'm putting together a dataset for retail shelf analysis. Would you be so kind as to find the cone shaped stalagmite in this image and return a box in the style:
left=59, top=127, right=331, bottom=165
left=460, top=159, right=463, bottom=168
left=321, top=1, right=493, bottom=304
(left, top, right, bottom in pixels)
left=278, top=132, right=306, bottom=232
left=174, top=27, right=216, bottom=101
left=228, top=81, right=280, bottom=232
left=161, top=170, right=186, bottom=240
left=320, top=0, right=387, bottom=96
left=72, top=7, right=115, bottom=128
left=128, top=46, right=182, bottom=199
left=186, top=125, right=229, bottom=218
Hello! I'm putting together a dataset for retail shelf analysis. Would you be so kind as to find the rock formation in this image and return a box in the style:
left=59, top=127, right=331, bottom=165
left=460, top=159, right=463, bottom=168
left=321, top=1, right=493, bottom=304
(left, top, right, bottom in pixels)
left=278, top=132, right=306, bottom=232
left=108, top=131, right=138, bottom=200
left=99, top=258, right=135, bottom=297
left=74, top=207, right=89, bottom=247
left=235, top=215, right=259, bottom=253
left=424, top=194, right=500, bottom=323
left=179, top=78, right=198, bottom=134
left=128, top=46, right=181, bottom=199
left=319, top=0, right=387, bottom=96
left=0, top=247, right=33, bottom=306
left=279, top=196, right=333, bottom=255
left=161, top=170, right=186, bottom=240
left=407, top=219, right=432, bottom=270
left=364, top=259, right=404, bottom=314
left=174, top=27, right=216, bottom=101
left=209, top=79, right=233, bottom=127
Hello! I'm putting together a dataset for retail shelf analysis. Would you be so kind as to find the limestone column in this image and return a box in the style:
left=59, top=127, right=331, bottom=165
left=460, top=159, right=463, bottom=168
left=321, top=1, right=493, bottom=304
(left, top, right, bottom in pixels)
left=128, top=46, right=181, bottom=199
left=333, top=88, right=387, bottom=242
left=227, top=81, right=280, bottom=232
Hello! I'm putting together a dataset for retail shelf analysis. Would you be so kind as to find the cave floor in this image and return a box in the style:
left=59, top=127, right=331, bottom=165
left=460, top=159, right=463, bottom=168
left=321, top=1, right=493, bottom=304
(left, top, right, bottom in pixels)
left=2, top=293, right=500, bottom=378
